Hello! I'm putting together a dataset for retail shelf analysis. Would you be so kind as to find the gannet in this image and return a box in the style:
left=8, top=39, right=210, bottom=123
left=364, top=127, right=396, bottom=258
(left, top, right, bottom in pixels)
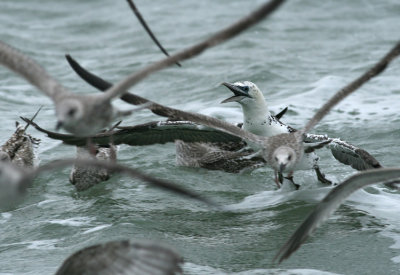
left=55, top=239, right=183, bottom=275
left=62, top=39, right=400, bottom=187
left=222, top=81, right=330, bottom=186
left=0, top=158, right=219, bottom=209
left=274, top=168, right=400, bottom=263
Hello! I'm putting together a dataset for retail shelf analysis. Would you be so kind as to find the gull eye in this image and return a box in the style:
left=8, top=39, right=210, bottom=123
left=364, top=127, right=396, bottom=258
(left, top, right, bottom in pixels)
left=67, top=108, right=77, bottom=117
left=241, top=86, right=249, bottom=92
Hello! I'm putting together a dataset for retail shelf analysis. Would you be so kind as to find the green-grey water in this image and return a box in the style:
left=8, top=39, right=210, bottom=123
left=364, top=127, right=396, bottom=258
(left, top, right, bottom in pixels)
left=1, top=0, right=400, bottom=274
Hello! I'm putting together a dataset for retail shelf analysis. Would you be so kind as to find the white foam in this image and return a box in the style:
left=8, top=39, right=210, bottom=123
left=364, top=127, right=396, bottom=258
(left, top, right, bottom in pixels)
left=82, top=224, right=111, bottom=234
left=47, top=217, right=94, bottom=227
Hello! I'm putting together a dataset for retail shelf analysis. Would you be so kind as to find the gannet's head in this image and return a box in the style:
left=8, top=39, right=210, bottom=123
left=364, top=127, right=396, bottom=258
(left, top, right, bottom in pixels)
left=271, top=146, right=297, bottom=173
left=55, top=98, right=85, bottom=132
left=221, top=81, right=265, bottom=106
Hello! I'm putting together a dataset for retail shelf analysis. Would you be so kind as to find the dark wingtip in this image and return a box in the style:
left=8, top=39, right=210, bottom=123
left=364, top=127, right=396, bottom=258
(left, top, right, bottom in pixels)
left=126, top=0, right=182, bottom=67
left=275, top=106, right=288, bottom=120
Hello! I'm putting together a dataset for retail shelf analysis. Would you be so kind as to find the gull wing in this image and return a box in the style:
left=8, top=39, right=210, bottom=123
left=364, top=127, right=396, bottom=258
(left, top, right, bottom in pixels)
left=101, top=0, right=285, bottom=101
left=55, top=240, right=182, bottom=275
left=302, top=41, right=400, bottom=134
left=274, top=168, right=400, bottom=263
left=65, top=56, right=266, bottom=146
left=304, top=133, right=381, bottom=170
left=127, top=0, right=181, bottom=67
left=34, top=158, right=220, bottom=208
left=0, top=41, right=70, bottom=102
left=22, top=117, right=242, bottom=147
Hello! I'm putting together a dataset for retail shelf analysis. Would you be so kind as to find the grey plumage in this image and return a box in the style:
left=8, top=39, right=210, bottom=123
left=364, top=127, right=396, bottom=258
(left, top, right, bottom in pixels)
left=304, top=133, right=381, bottom=170
left=274, top=168, right=400, bottom=263
left=55, top=239, right=183, bottom=275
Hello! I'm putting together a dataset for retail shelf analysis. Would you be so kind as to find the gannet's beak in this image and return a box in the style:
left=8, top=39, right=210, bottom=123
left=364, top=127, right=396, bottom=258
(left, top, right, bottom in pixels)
left=221, top=82, right=252, bottom=103
left=55, top=121, right=63, bottom=131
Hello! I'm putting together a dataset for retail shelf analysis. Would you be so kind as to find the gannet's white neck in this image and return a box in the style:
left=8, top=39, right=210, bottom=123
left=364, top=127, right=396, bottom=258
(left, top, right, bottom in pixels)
left=240, top=96, right=271, bottom=136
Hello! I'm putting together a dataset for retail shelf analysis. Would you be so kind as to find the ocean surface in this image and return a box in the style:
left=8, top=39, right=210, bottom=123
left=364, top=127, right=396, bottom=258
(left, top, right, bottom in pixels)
left=0, top=0, right=400, bottom=274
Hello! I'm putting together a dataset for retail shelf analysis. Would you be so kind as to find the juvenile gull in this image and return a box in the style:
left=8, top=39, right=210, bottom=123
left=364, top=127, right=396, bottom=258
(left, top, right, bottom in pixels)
left=55, top=239, right=183, bottom=275
left=1, top=108, right=41, bottom=167
left=0, top=158, right=219, bottom=209
left=274, top=168, right=400, bottom=263
left=0, top=0, right=285, bottom=136
left=69, top=144, right=117, bottom=191
left=65, top=41, right=400, bottom=187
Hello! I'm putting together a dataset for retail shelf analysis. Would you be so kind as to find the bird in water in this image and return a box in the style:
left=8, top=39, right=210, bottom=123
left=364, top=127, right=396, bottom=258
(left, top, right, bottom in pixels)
left=221, top=81, right=332, bottom=186
left=55, top=239, right=183, bottom=275
left=62, top=40, right=400, bottom=189
left=64, top=55, right=384, bottom=188
left=0, top=107, right=41, bottom=167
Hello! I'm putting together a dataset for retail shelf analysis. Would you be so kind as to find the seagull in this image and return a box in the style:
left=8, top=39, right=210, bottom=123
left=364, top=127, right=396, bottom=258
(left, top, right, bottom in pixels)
left=63, top=40, right=400, bottom=188
left=274, top=168, right=400, bottom=263
left=1, top=108, right=41, bottom=167
left=0, top=0, right=286, bottom=136
left=0, top=158, right=219, bottom=209
left=69, top=144, right=117, bottom=191
left=221, top=81, right=331, bottom=185
left=57, top=239, right=183, bottom=275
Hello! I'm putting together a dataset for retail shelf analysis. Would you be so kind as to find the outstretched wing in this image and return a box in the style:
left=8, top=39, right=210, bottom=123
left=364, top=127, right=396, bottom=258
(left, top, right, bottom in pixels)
left=274, top=168, right=400, bottom=264
left=34, top=158, right=220, bottom=208
left=55, top=240, right=183, bottom=275
left=304, top=133, right=382, bottom=170
left=22, top=117, right=242, bottom=147
left=0, top=41, right=70, bottom=102
left=65, top=55, right=265, bottom=146
left=127, top=0, right=181, bottom=67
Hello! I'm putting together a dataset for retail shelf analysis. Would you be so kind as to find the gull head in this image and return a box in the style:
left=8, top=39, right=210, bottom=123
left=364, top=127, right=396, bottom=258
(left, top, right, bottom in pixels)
left=221, top=81, right=265, bottom=106
left=55, top=98, right=85, bottom=133
left=271, top=146, right=297, bottom=173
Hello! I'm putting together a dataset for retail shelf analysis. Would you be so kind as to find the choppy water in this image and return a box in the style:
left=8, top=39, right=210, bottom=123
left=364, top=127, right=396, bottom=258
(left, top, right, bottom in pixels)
left=0, top=0, right=400, bottom=274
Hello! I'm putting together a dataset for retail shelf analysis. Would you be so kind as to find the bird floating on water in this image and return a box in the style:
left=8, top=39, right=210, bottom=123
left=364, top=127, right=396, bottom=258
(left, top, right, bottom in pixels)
left=0, top=108, right=41, bottom=168
left=55, top=239, right=183, bottom=275
left=64, top=40, right=400, bottom=188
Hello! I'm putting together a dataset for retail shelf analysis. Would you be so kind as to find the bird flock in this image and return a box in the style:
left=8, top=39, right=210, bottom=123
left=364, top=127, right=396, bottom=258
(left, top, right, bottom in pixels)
left=1, top=0, right=400, bottom=273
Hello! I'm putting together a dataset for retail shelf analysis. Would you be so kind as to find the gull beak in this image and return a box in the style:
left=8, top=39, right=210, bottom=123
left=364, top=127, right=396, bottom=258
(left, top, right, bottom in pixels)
left=279, top=163, right=286, bottom=173
left=55, top=121, right=63, bottom=131
left=220, top=82, right=252, bottom=103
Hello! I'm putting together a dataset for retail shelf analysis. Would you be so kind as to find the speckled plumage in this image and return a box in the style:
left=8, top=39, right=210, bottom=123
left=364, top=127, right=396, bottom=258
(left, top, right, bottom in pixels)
left=69, top=145, right=117, bottom=191
left=175, top=140, right=265, bottom=173
left=1, top=124, right=39, bottom=167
